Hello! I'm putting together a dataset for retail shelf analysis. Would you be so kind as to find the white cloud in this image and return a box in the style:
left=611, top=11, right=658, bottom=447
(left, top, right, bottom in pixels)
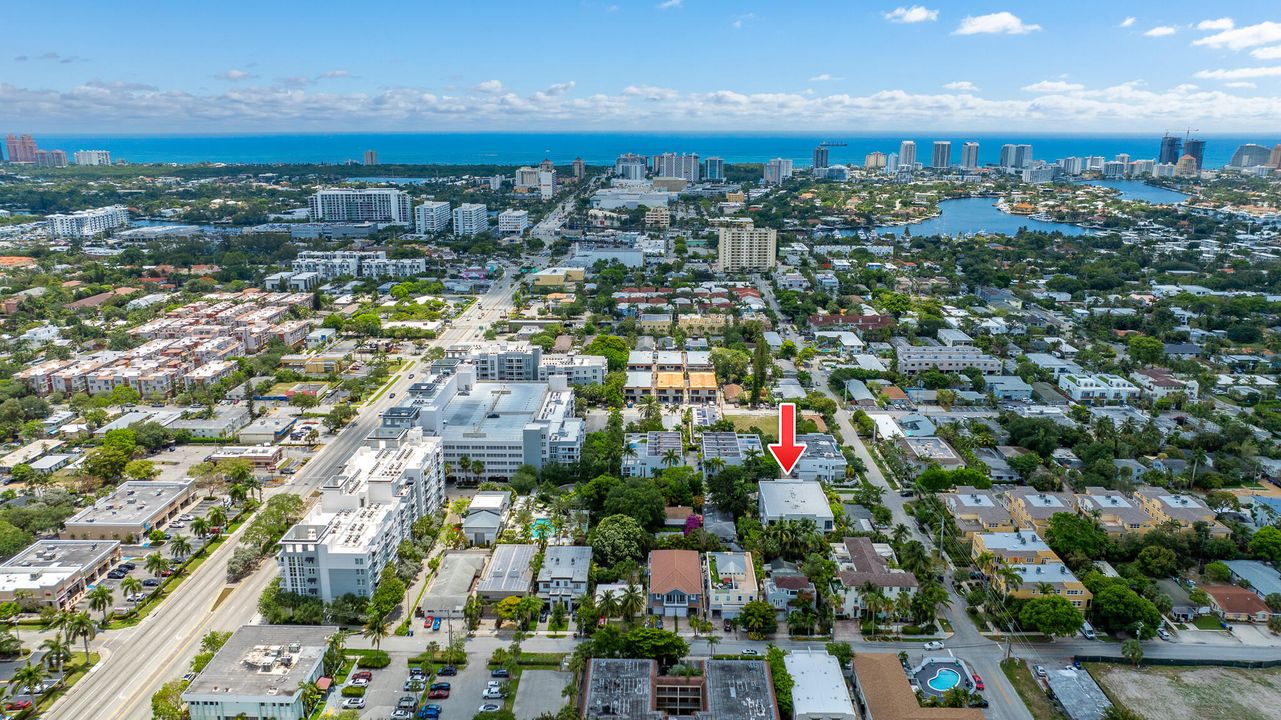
left=1194, top=65, right=1281, bottom=80
left=809, top=73, right=843, bottom=82
left=1196, top=18, right=1235, bottom=31
left=657, top=0, right=681, bottom=9
left=1225, top=81, right=1257, bottom=88
left=542, top=81, right=575, bottom=96
left=1193, top=21, right=1281, bottom=50
left=954, top=12, right=1041, bottom=36
left=474, top=79, right=505, bottom=93
left=731, top=13, right=756, bottom=29
left=319, top=70, right=349, bottom=79
left=1251, top=45, right=1281, bottom=60
left=1021, top=80, right=1085, bottom=93
left=1144, top=26, right=1177, bottom=37
left=943, top=81, right=979, bottom=91
left=883, top=6, right=938, bottom=24
left=6, top=78, right=1281, bottom=133
left=216, top=69, right=254, bottom=81
left=1120, top=17, right=1136, bottom=28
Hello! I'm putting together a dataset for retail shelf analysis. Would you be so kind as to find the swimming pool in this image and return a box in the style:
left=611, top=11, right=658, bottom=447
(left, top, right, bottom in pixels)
left=530, top=518, right=554, bottom=539
left=926, top=668, right=962, bottom=693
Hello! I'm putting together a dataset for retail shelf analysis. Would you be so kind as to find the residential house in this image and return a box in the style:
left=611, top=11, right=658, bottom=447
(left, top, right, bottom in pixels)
left=1004, top=488, right=1076, bottom=535
left=461, top=491, right=511, bottom=546
left=705, top=551, right=758, bottom=619
left=833, top=537, right=918, bottom=618
left=536, top=545, right=591, bottom=610
left=942, top=486, right=1015, bottom=536
left=758, top=479, right=835, bottom=532
left=648, top=549, right=702, bottom=617
left=1203, top=585, right=1271, bottom=623
left=1074, top=488, right=1156, bottom=536
left=1132, top=486, right=1229, bottom=536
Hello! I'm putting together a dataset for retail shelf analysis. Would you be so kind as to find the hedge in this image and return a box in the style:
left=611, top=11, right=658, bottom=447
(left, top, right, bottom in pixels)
left=356, top=650, right=391, bottom=669
left=341, top=686, right=366, bottom=698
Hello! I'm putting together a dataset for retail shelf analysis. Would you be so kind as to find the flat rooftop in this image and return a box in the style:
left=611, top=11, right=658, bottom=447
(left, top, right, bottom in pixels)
left=184, top=624, right=338, bottom=699
left=477, top=543, right=537, bottom=594
left=64, top=480, right=192, bottom=528
left=979, top=531, right=1051, bottom=553
left=583, top=659, right=660, bottom=720
left=0, top=540, right=119, bottom=591
left=421, top=550, right=486, bottom=617
left=440, top=382, right=550, bottom=443
left=704, top=659, right=779, bottom=720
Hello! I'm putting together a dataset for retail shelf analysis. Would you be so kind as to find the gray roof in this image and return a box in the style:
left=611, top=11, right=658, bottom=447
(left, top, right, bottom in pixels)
left=1044, top=666, right=1112, bottom=720
left=183, top=624, right=338, bottom=700
left=477, top=543, right=537, bottom=594
left=537, top=545, right=591, bottom=584
left=1223, top=560, right=1281, bottom=597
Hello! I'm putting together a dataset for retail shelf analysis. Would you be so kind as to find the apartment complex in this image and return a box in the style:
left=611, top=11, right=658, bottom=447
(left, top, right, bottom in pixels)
left=445, top=341, right=607, bottom=385
left=498, top=209, right=530, bottom=234
left=705, top=551, right=757, bottom=619
left=277, top=432, right=444, bottom=602
left=183, top=625, right=340, bottom=720
left=308, top=188, right=412, bottom=224
left=374, top=366, right=584, bottom=477
left=896, top=345, right=1002, bottom=375
left=292, top=250, right=426, bottom=279
left=942, top=486, right=1016, bottom=536
left=536, top=545, right=591, bottom=609
left=716, top=225, right=777, bottom=272
left=46, top=205, right=130, bottom=238
left=624, top=349, right=718, bottom=404
left=414, top=200, right=452, bottom=234
left=73, top=150, right=112, bottom=165
left=452, top=203, right=488, bottom=236
left=621, top=431, right=685, bottom=478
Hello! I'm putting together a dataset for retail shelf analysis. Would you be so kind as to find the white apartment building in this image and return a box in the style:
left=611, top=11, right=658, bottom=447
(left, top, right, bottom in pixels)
left=445, top=341, right=607, bottom=385
left=653, top=152, right=701, bottom=182
left=1058, top=373, right=1140, bottom=404
left=791, top=433, right=848, bottom=483
left=614, top=153, right=648, bottom=180
left=895, top=345, right=1002, bottom=375
left=515, top=166, right=541, bottom=188
left=498, top=209, right=530, bottom=234
left=73, top=150, right=112, bottom=166
left=291, top=250, right=424, bottom=279
left=452, top=203, right=488, bottom=236
left=763, top=158, right=793, bottom=185
left=46, top=206, right=129, bottom=238
left=705, top=551, right=758, bottom=619
left=308, top=188, right=412, bottom=224
left=716, top=225, right=777, bottom=272
left=276, top=431, right=444, bottom=602
left=374, top=366, right=584, bottom=478
left=414, top=200, right=451, bottom=234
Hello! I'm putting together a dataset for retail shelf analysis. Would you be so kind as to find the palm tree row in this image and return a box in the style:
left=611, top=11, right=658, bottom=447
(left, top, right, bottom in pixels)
left=596, top=585, right=645, bottom=626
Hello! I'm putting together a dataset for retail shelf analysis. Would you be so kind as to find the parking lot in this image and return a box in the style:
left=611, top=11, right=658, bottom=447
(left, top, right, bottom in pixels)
left=327, top=650, right=507, bottom=719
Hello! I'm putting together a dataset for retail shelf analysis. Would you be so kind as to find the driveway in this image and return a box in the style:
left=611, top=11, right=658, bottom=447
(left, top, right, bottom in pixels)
left=512, top=670, right=570, bottom=719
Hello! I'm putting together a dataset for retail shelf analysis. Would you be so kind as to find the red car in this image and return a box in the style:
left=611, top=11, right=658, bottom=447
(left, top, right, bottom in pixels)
left=351, top=671, right=373, bottom=682
left=424, top=615, right=435, bottom=628
left=427, top=689, right=450, bottom=699
left=972, top=673, right=984, bottom=691
left=5, top=700, right=32, bottom=711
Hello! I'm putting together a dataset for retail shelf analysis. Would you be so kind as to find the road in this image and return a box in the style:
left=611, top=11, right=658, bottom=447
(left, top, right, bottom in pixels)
left=45, top=272, right=528, bottom=720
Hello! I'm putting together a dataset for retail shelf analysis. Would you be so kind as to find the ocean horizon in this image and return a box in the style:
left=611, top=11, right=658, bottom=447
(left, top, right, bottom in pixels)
left=24, top=131, right=1280, bottom=169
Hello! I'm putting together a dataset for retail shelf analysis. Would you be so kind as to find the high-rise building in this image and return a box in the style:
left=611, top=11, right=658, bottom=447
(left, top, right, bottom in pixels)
left=452, top=203, right=488, bottom=236
left=653, top=152, right=700, bottom=181
left=414, top=201, right=451, bottom=234
left=1158, top=135, right=1182, bottom=165
left=46, top=206, right=130, bottom=238
left=1060, top=157, right=1084, bottom=176
left=1102, top=161, right=1128, bottom=178
left=703, top=156, right=725, bottom=181
left=864, top=151, right=887, bottom=170
left=931, top=141, right=951, bottom=169
left=716, top=225, right=777, bottom=272
left=539, top=158, right=555, bottom=173
left=363, top=150, right=378, bottom=166
left=74, top=150, right=112, bottom=166
left=308, top=188, right=412, bottom=223
left=1183, top=139, right=1205, bottom=170
left=960, top=142, right=979, bottom=169
left=538, top=169, right=556, bottom=200
left=1269, top=144, right=1281, bottom=169
left=1129, top=159, right=1155, bottom=176
left=1175, top=155, right=1199, bottom=177
left=4, top=134, right=37, bottom=163
left=1115, top=153, right=1131, bottom=166
left=763, top=158, right=793, bottom=185
left=812, top=145, right=829, bottom=170
left=1000, top=143, right=1033, bottom=169
left=898, top=141, right=917, bottom=168
left=572, top=157, right=586, bottom=179
left=886, top=153, right=899, bottom=173
left=614, top=153, right=648, bottom=180
left=1153, top=163, right=1176, bottom=178
left=1084, top=156, right=1106, bottom=172
left=498, top=209, right=530, bottom=234
left=1230, top=143, right=1272, bottom=168
left=35, top=150, right=68, bottom=168
left=515, top=166, right=541, bottom=189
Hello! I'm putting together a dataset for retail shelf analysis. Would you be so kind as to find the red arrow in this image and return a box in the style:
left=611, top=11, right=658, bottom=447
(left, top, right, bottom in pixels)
left=767, top=402, right=807, bottom=476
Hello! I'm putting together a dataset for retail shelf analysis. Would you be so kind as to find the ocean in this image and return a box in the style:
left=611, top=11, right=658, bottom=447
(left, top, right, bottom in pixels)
left=30, top=132, right=1280, bottom=169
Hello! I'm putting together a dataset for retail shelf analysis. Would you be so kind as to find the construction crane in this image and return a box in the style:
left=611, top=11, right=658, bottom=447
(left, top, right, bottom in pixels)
left=1184, top=127, right=1200, bottom=142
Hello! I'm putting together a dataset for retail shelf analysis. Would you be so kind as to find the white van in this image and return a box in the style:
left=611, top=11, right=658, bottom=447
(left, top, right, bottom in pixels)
left=1081, top=621, right=1097, bottom=640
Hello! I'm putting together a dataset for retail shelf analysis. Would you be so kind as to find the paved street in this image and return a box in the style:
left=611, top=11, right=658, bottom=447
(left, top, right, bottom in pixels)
left=44, top=273, right=527, bottom=720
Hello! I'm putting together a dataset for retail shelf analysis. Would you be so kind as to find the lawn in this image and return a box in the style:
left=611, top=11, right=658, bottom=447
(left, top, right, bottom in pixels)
left=1000, top=658, right=1063, bottom=720
left=1090, top=663, right=1281, bottom=720
left=1192, top=615, right=1224, bottom=630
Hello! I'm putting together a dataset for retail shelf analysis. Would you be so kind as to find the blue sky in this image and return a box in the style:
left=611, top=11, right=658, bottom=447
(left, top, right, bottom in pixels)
left=5, top=1, right=1281, bottom=132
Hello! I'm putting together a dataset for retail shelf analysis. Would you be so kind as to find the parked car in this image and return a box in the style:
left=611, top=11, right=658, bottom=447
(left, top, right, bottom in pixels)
left=169, top=521, right=185, bottom=529
left=351, top=671, right=372, bottom=681
left=1033, top=664, right=1048, bottom=678
left=427, top=689, right=450, bottom=699
left=392, top=710, right=413, bottom=719
left=478, top=705, right=501, bottom=713
left=107, top=570, right=126, bottom=579
left=971, top=673, right=984, bottom=691
left=143, top=579, right=160, bottom=587
left=1157, top=627, right=1172, bottom=641
left=482, top=689, right=503, bottom=700
left=419, top=704, right=441, bottom=719
left=341, top=698, right=365, bottom=710
left=432, top=617, right=442, bottom=631
left=179, top=514, right=195, bottom=522
left=121, top=563, right=137, bottom=571
left=923, top=641, right=945, bottom=651
left=430, top=682, right=451, bottom=691
left=437, top=665, right=457, bottom=676
left=409, top=666, right=426, bottom=678
left=490, top=669, right=509, bottom=678
left=424, top=615, right=435, bottom=628
left=182, top=672, right=196, bottom=683
left=397, top=695, right=418, bottom=709
left=4, top=701, right=32, bottom=712
left=350, top=677, right=370, bottom=688
left=741, top=649, right=760, bottom=657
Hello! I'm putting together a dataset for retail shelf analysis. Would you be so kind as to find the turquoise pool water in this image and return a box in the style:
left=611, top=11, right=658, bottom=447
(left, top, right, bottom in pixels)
left=926, top=668, right=962, bottom=692
left=530, top=518, right=554, bottom=539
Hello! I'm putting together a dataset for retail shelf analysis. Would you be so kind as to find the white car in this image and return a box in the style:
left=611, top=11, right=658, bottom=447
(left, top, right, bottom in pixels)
left=479, top=705, right=501, bottom=713
left=482, top=689, right=504, bottom=700
left=923, top=641, right=945, bottom=651
left=169, top=521, right=185, bottom=529
left=350, top=677, right=370, bottom=688
left=740, top=649, right=760, bottom=656
left=341, top=697, right=365, bottom=709
left=178, top=514, right=195, bottom=522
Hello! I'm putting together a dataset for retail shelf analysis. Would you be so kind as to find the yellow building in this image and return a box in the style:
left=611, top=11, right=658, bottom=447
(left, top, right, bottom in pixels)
left=1003, top=488, right=1076, bottom=535
left=971, top=531, right=1060, bottom=567
left=1132, top=487, right=1230, bottom=536
left=942, top=486, right=1015, bottom=537
left=644, top=206, right=671, bottom=228
left=532, top=267, right=585, bottom=287
left=716, top=225, right=777, bottom=273
left=1074, top=487, right=1157, bottom=536
left=993, top=561, right=1092, bottom=610
left=677, top=314, right=733, bottom=333
left=687, top=371, right=718, bottom=403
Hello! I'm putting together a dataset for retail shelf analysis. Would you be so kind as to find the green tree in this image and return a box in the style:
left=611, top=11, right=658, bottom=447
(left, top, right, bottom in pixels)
left=1203, top=561, right=1232, bottom=584
left=11, top=661, right=47, bottom=710
left=1126, top=335, right=1165, bottom=366
left=1136, top=545, right=1180, bottom=578
left=584, top=335, right=630, bottom=372
left=1250, top=526, right=1281, bottom=564
left=738, top=600, right=778, bottom=639
left=66, top=610, right=96, bottom=661
left=1045, top=513, right=1113, bottom=571
left=1019, top=595, right=1084, bottom=637
left=151, top=678, right=190, bottom=720
left=1091, top=585, right=1161, bottom=639
left=87, top=585, right=114, bottom=623
left=750, top=339, right=771, bottom=405
left=589, top=515, right=650, bottom=566
left=1121, top=638, right=1143, bottom=667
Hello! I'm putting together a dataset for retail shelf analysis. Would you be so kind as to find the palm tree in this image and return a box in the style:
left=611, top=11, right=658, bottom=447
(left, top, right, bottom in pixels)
left=362, top=612, right=390, bottom=651
left=169, top=535, right=193, bottom=563
left=859, top=582, right=887, bottom=635
left=996, top=564, right=1024, bottom=599
left=242, top=475, right=263, bottom=502
left=40, top=633, right=71, bottom=672
left=598, top=590, right=619, bottom=620
left=324, top=630, right=348, bottom=675
left=121, top=576, right=143, bottom=599
left=619, top=585, right=644, bottom=627
left=661, top=448, right=682, bottom=469
left=43, top=608, right=72, bottom=634
left=471, top=459, right=486, bottom=484
left=87, top=585, right=113, bottom=624
left=207, top=506, right=228, bottom=530
left=227, top=483, right=248, bottom=506
left=703, top=456, right=726, bottom=478
left=1035, top=582, right=1057, bottom=597
left=66, top=610, right=96, bottom=662
left=191, top=517, right=210, bottom=539
left=10, top=661, right=46, bottom=709
left=297, top=679, right=322, bottom=715
left=144, top=552, right=168, bottom=578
